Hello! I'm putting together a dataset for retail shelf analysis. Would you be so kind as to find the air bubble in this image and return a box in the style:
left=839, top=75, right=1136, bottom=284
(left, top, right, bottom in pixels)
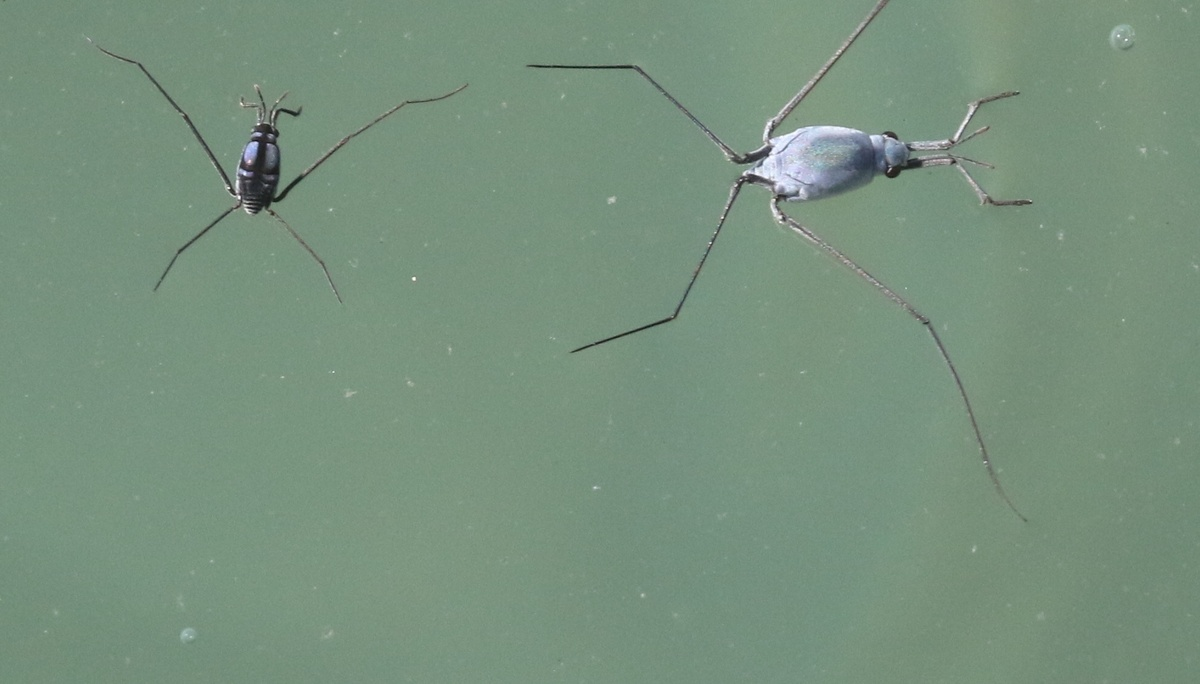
left=1109, top=24, right=1135, bottom=51
left=180, top=627, right=197, bottom=644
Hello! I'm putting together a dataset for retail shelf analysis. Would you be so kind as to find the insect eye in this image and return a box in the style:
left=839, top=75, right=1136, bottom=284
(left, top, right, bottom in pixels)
left=882, top=130, right=899, bottom=140
left=885, top=165, right=902, bottom=179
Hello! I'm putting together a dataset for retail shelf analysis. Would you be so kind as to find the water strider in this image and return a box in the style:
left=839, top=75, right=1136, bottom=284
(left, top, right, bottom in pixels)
left=90, top=39, right=467, bottom=301
left=529, top=0, right=1031, bottom=519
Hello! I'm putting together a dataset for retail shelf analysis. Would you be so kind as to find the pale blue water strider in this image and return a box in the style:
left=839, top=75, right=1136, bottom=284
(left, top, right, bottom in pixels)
left=530, top=0, right=1031, bottom=519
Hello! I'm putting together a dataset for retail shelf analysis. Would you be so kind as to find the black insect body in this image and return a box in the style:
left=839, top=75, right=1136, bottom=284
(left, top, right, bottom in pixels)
left=91, top=39, right=467, bottom=301
left=236, top=94, right=291, bottom=217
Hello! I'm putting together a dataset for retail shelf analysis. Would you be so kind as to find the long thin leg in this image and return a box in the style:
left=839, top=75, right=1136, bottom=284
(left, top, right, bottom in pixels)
left=265, top=209, right=342, bottom=303
left=526, top=64, right=745, bottom=162
left=528, top=0, right=891, bottom=162
left=770, top=197, right=1026, bottom=521
left=903, top=92, right=1032, bottom=206
left=906, top=92, right=1021, bottom=152
left=155, top=204, right=240, bottom=292
left=571, top=177, right=750, bottom=353
left=273, top=83, right=468, bottom=203
left=762, top=0, right=890, bottom=142
left=88, top=38, right=236, bottom=196
left=952, top=164, right=1031, bottom=206
left=906, top=157, right=1032, bottom=206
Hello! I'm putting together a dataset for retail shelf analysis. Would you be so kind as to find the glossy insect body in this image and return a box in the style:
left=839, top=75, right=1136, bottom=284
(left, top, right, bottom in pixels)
left=747, top=127, right=909, bottom=201
left=237, top=124, right=282, bottom=215
left=741, top=91, right=1027, bottom=209
left=89, top=38, right=467, bottom=301
left=234, top=89, right=299, bottom=216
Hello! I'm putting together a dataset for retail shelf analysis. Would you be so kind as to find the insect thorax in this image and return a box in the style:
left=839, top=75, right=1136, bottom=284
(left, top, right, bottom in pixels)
left=746, top=126, right=900, bottom=202
left=236, top=123, right=282, bottom=214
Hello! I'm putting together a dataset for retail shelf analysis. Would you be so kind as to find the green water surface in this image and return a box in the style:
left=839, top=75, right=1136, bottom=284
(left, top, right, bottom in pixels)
left=1, top=0, right=1197, bottom=682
